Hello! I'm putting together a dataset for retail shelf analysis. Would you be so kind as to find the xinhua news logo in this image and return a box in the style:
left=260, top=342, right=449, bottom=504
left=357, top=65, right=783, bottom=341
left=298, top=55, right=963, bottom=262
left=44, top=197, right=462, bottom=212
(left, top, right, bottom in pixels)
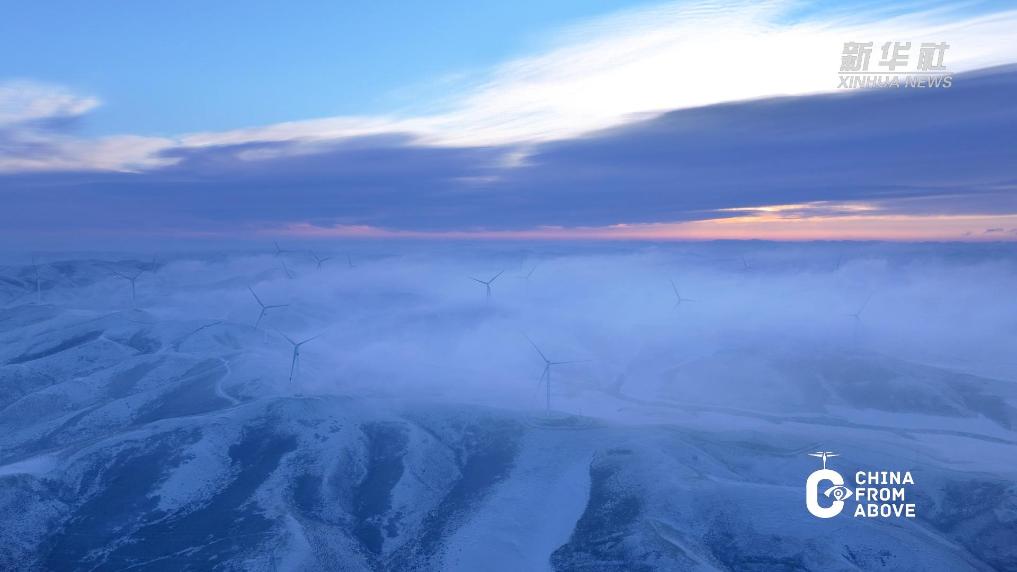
left=839, top=41, right=952, bottom=89
left=805, top=452, right=917, bottom=519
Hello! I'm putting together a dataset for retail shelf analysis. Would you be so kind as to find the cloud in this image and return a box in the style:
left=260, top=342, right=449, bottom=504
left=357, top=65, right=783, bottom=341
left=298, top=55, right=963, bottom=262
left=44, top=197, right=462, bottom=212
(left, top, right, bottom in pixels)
left=2, top=3, right=1017, bottom=242
left=178, top=1, right=1017, bottom=151
left=0, top=80, right=99, bottom=127
left=0, top=81, right=174, bottom=173
left=0, top=133, right=176, bottom=173
left=5, top=1, right=1017, bottom=173
left=2, top=65, right=1016, bottom=243
left=477, top=65, right=1017, bottom=230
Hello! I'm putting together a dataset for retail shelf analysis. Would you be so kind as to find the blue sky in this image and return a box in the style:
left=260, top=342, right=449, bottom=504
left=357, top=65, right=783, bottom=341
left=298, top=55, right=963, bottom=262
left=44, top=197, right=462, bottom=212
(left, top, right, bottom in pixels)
left=2, top=1, right=1017, bottom=245
left=1, top=0, right=655, bottom=135
left=7, top=0, right=1009, bottom=137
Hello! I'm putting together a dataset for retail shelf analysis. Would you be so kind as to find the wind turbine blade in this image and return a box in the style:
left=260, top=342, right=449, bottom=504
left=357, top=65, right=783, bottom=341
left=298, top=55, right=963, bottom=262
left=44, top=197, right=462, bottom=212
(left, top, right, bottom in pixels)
left=524, top=335, right=550, bottom=363
left=489, top=269, right=505, bottom=283
left=289, top=352, right=298, bottom=382
left=470, top=277, right=485, bottom=284
left=298, top=334, right=321, bottom=346
left=671, top=279, right=680, bottom=297
left=248, top=286, right=265, bottom=307
left=276, top=330, right=297, bottom=346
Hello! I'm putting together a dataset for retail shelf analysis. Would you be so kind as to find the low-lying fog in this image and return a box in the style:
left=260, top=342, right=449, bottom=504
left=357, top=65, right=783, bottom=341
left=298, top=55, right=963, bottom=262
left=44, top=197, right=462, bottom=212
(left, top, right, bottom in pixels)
left=4, top=241, right=1015, bottom=416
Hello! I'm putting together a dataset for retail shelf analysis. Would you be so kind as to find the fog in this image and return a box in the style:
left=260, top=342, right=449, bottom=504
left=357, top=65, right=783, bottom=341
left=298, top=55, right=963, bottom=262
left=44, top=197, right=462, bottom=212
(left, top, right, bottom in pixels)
left=4, top=240, right=1017, bottom=570
left=6, top=241, right=1016, bottom=416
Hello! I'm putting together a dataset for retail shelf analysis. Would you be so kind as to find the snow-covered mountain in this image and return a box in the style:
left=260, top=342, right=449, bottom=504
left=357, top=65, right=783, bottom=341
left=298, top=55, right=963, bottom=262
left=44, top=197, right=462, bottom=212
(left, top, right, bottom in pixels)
left=1, top=244, right=1015, bottom=570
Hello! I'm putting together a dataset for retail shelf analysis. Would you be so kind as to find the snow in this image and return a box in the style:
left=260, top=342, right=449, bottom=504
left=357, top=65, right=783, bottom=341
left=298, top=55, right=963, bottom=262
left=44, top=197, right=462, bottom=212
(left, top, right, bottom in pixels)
left=440, top=432, right=593, bottom=571
left=0, top=453, right=59, bottom=477
left=1, top=242, right=1016, bottom=569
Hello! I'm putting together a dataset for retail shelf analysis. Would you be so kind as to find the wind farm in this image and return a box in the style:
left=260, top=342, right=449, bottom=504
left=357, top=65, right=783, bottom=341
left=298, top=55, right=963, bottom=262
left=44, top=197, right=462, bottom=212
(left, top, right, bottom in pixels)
left=3, top=0, right=1017, bottom=568
left=0, top=241, right=1015, bottom=570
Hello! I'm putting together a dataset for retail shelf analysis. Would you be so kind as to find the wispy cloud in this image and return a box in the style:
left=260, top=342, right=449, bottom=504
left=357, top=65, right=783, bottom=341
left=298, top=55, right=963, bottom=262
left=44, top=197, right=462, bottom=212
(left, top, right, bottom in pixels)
left=0, top=81, right=173, bottom=172
left=0, top=80, right=99, bottom=126
left=5, top=1, right=1017, bottom=172
left=181, top=1, right=1017, bottom=149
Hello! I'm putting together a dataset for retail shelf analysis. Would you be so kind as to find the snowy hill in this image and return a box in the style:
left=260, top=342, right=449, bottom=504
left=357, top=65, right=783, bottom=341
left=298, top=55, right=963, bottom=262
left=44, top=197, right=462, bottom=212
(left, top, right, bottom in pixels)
left=1, top=244, right=1015, bottom=570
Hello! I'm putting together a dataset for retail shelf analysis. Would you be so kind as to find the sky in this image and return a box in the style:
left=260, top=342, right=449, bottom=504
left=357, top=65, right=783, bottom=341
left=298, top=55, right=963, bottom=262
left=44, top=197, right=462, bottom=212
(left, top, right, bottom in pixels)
left=2, top=0, right=1017, bottom=246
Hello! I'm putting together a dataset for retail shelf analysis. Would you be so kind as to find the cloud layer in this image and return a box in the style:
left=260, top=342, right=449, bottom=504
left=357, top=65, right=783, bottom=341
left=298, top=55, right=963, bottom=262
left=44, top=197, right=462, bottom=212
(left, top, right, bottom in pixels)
left=2, top=66, right=1015, bottom=243
left=4, top=1, right=1017, bottom=173
left=2, top=1, right=1017, bottom=243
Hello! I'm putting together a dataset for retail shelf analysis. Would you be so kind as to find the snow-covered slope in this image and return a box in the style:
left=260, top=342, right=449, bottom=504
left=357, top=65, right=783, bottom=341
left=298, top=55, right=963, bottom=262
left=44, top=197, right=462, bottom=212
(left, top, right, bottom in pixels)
left=1, top=246, right=1015, bottom=570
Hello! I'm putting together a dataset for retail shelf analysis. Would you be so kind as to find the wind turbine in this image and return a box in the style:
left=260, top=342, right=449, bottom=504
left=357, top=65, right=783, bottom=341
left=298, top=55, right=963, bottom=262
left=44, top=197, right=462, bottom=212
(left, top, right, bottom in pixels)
left=273, top=241, right=287, bottom=257
left=279, top=331, right=320, bottom=383
left=346, top=254, right=355, bottom=269
left=848, top=293, right=873, bottom=321
left=310, top=251, right=332, bottom=270
left=526, top=336, right=587, bottom=413
left=670, top=279, right=695, bottom=308
left=809, top=451, right=839, bottom=470
left=470, top=270, right=504, bottom=302
left=740, top=256, right=752, bottom=271
left=249, top=286, right=288, bottom=328
left=111, top=268, right=144, bottom=306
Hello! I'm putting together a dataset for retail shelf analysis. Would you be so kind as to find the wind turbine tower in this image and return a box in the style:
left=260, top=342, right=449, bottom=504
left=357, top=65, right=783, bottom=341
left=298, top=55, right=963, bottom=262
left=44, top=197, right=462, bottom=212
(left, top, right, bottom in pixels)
left=279, top=332, right=320, bottom=383
left=526, top=336, right=586, bottom=412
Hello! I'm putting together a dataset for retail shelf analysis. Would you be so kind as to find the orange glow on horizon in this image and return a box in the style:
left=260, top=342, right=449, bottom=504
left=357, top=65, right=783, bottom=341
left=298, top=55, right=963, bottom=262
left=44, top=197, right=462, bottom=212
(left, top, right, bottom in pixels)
left=272, top=212, right=1017, bottom=242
